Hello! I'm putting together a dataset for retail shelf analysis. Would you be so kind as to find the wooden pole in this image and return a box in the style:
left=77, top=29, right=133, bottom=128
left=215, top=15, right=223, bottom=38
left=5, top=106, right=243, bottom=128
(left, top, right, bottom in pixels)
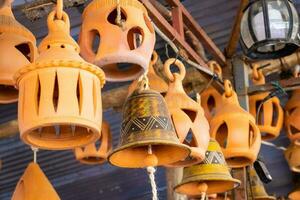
left=166, top=168, right=187, bottom=200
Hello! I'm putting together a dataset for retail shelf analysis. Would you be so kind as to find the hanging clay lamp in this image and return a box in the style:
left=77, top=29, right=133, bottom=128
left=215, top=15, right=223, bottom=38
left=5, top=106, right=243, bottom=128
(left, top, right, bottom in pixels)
left=12, top=162, right=60, bottom=200
left=210, top=80, right=261, bottom=168
left=79, top=0, right=156, bottom=82
left=200, top=61, right=222, bottom=122
left=163, top=58, right=210, bottom=167
left=128, top=51, right=168, bottom=95
left=289, top=185, right=300, bottom=200
left=108, top=76, right=190, bottom=168
left=75, top=120, right=112, bottom=165
left=249, top=64, right=283, bottom=140
left=247, top=166, right=275, bottom=200
left=0, top=0, right=37, bottom=103
left=284, top=143, right=300, bottom=173
left=285, top=71, right=300, bottom=145
left=14, top=1, right=105, bottom=150
left=174, top=139, right=240, bottom=197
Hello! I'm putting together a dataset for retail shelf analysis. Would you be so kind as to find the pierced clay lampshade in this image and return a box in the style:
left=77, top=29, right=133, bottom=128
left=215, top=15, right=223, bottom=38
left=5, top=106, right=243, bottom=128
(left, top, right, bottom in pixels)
left=108, top=79, right=190, bottom=168
left=163, top=58, right=209, bottom=167
left=14, top=9, right=105, bottom=150
left=12, top=162, right=60, bottom=200
left=79, top=0, right=156, bottom=82
left=201, top=61, right=222, bottom=122
left=249, top=65, right=283, bottom=140
left=210, top=80, right=261, bottom=168
left=174, top=139, right=240, bottom=196
left=0, top=2, right=37, bottom=103
left=128, top=51, right=168, bottom=95
left=284, top=143, right=300, bottom=173
left=75, top=120, right=112, bottom=165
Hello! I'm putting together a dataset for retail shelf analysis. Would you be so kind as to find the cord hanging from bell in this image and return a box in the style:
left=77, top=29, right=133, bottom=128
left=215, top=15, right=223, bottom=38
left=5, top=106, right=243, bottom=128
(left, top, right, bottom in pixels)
left=146, top=145, right=158, bottom=200
left=115, top=0, right=125, bottom=30
left=31, top=146, right=39, bottom=163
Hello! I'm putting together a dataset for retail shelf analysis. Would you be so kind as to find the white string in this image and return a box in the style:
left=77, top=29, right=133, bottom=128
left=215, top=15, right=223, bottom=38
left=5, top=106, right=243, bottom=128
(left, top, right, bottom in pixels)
left=147, top=166, right=158, bottom=200
left=261, top=141, right=286, bottom=151
left=31, top=146, right=39, bottom=163
left=200, top=192, right=205, bottom=200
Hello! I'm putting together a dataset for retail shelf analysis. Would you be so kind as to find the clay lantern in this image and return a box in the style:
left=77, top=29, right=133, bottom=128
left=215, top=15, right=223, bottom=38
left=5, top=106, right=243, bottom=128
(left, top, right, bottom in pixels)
left=79, top=0, right=156, bottom=82
left=249, top=65, right=283, bottom=140
left=14, top=4, right=105, bottom=150
left=0, top=1, right=37, bottom=103
left=210, top=80, right=261, bottom=168
left=163, top=58, right=210, bottom=167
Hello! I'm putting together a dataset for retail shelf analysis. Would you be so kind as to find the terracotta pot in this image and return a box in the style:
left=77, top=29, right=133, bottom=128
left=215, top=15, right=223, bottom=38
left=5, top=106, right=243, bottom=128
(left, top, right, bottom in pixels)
left=201, top=61, right=222, bottom=122
left=163, top=58, right=210, bottom=167
left=75, top=121, right=112, bottom=165
left=249, top=65, right=283, bottom=140
left=284, top=143, right=300, bottom=173
left=14, top=10, right=105, bottom=150
left=289, top=186, right=300, bottom=200
left=210, top=80, right=261, bottom=168
left=79, top=0, right=156, bottom=82
left=12, top=162, right=60, bottom=200
left=0, top=3, right=37, bottom=103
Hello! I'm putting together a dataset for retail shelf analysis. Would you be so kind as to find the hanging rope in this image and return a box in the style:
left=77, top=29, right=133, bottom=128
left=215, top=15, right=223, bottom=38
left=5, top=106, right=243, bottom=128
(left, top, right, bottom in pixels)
left=115, top=0, right=125, bottom=30
left=31, top=146, right=39, bottom=163
left=146, top=145, right=158, bottom=200
left=55, top=0, right=63, bottom=20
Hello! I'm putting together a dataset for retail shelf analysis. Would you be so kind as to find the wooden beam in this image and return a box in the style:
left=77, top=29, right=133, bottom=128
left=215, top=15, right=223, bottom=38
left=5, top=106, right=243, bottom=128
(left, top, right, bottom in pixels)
left=225, top=0, right=249, bottom=58
left=171, top=6, right=184, bottom=38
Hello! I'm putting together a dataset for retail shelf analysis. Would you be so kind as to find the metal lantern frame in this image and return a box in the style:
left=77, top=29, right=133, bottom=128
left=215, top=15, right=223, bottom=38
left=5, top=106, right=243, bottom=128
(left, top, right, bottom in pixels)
left=240, top=0, right=300, bottom=60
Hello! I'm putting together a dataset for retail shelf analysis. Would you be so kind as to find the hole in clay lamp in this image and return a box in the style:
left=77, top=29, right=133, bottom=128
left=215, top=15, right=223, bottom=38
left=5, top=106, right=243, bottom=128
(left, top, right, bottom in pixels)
left=181, top=109, right=197, bottom=123
left=107, top=7, right=127, bottom=25
left=216, top=123, right=228, bottom=148
left=290, top=125, right=300, bottom=135
left=15, top=43, right=31, bottom=62
left=127, top=27, right=144, bottom=50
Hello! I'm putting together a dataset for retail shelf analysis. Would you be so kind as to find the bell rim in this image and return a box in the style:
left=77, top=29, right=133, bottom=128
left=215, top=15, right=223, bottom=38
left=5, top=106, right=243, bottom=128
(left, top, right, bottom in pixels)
left=107, top=140, right=191, bottom=168
left=252, top=196, right=276, bottom=200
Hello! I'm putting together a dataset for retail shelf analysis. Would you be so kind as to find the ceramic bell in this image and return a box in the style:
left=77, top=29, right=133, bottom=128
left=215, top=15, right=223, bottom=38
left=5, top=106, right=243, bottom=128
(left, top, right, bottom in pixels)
left=163, top=58, right=209, bottom=167
left=0, top=1, right=37, bottom=103
left=174, top=139, right=240, bottom=196
left=200, top=61, right=222, bottom=122
left=14, top=5, right=105, bottom=150
left=108, top=77, right=190, bottom=168
left=247, top=166, right=275, bottom=200
left=249, top=65, right=283, bottom=140
left=79, top=0, right=156, bottom=82
left=12, top=162, right=60, bottom=200
left=284, top=143, right=300, bottom=172
left=128, top=51, right=168, bottom=95
left=289, top=185, right=300, bottom=200
left=210, top=80, right=261, bottom=168
left=75, top=121, right=112, bottom=165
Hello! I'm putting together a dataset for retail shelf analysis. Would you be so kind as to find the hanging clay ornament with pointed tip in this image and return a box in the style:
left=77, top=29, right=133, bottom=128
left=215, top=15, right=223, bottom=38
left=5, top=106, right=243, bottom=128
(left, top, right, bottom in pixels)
left=79, top=0, right=155, bottom=82
left=210, top=80, right=261, bottom=168
left=0, top=0, right=37, bottom=103
left=163, top=58, right=210, bottom=167
left=14, top=3, right=105, bottom=150
left=12, top=162, right=60, bottom=200
left=249, top=64, right=283, bottom=140
left=200, top=61, right=222, bottom=122
left=75, top=120, right=112, bottom=165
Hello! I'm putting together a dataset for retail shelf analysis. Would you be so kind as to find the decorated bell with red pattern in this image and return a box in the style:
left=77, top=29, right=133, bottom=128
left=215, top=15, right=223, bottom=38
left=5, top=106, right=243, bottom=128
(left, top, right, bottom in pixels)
left=0, top=1, right=37, bottom=103
left=249, top=65, right=283, bottom=140
left=201, top=61, right=222, bottom=122
left=163, top=58, right=210, bottom=167
left=79, top=0, right=156, bottom=82
left=210, top=80, right=261, bottom=168
left=14, top=3, right=105, bottom=150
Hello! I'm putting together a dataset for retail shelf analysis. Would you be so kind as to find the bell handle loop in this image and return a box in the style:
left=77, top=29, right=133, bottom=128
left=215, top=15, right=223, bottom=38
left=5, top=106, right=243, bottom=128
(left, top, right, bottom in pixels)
left=137, top=72, right=150, bottom=91
left=208, top=60, right=222, bottom=79
left=164, top=58, right=186, bottom=82
left=55, top=0, right=63, bottom=20
left=47, top=11, right=70, bottom=32
left=150, top=51, right=158, bottom=65
left=224, top=80, right=233, bottom=98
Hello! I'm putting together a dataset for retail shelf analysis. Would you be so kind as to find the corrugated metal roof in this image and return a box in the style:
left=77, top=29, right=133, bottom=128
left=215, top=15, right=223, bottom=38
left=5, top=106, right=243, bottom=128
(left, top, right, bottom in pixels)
left=0, top=0, right=298, bottom=199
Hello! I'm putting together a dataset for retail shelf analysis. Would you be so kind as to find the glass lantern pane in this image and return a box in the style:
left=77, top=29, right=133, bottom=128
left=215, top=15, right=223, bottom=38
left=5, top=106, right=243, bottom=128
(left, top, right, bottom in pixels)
left=251, top=1, right=266, bottom=41
left=289, top=1, right=299, bottom=39
left=267, top=0, right=290, bottom=39
left=241, top=9, right=254, bottom=48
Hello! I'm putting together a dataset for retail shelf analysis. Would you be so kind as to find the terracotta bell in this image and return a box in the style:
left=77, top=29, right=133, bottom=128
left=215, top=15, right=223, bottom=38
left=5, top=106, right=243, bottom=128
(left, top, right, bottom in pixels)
left=0, top=2, right=37, bottom=103
left=249, top=65, right=283, bottom=140
left=128, top=51, right=168, bottom=95
left=284, top=143, right=300, bottom=173
left=285, top=71, right=300, bottom=145
left=174, top=139, right=240, bottom=196
left=14, top=6, right=106, bottom=150
left=79, top=0, right=156, bottom=82
left=210, top=80, right=261, bottom=168
left=247, top=166, right=275, bottom=200
left=12, top=162, right=60, bottom=200
left=163, top=58, right=210, bottom=167
left=108, top=78, right=190, bottom=168
left=75, top=120, right=112, bottom=165
left=201, top=61, right=222, bottom=122
left=289, top=185, right=300, bottom=200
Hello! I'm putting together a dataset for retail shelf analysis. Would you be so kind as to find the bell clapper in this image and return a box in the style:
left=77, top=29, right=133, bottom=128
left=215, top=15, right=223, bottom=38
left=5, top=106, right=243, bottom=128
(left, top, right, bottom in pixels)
left=145, top=145, right=158, bottom=200
left=31, top=146, right=39, bottom=163
left=197, top=182, right=208, bottom=200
